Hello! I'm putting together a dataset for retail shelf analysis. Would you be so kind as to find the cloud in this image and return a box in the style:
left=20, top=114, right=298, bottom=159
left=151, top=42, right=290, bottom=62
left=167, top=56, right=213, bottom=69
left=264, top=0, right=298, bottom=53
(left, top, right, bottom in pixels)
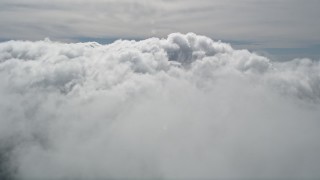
left=1, top=0, right=320, bottom=50
left=0, top=33, right=320, bottom=179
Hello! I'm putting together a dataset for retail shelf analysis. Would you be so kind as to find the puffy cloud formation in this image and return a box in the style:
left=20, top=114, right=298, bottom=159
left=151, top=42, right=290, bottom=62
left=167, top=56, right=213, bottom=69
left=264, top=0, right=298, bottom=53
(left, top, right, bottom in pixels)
left=0, top=33, right=320, bottom=179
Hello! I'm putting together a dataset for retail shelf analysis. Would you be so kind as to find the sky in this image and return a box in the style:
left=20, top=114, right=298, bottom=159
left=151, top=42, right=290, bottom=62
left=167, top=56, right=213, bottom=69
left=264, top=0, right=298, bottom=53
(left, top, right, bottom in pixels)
left=1, top=0, right=320, bottom=60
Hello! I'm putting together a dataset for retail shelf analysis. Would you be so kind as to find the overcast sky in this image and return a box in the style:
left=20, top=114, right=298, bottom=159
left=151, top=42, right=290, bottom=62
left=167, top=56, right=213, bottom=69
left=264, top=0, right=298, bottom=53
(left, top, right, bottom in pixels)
left=1, top=0, right=320, bottom=60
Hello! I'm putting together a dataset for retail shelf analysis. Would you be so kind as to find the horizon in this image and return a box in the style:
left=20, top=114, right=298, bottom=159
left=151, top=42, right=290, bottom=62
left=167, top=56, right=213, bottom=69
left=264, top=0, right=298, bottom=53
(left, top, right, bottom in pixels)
left=1, top=0, right=320, bottom=61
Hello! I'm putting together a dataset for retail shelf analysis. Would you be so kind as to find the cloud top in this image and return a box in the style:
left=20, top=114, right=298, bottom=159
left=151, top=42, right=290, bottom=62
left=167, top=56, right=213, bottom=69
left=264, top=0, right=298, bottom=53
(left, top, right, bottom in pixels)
left=0, top=33, right=320, bottom=179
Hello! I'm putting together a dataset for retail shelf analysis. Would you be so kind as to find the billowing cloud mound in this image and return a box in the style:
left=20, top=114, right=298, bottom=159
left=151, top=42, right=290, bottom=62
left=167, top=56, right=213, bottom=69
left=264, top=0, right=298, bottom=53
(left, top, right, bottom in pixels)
left=0, top=33, right=320, bottom=179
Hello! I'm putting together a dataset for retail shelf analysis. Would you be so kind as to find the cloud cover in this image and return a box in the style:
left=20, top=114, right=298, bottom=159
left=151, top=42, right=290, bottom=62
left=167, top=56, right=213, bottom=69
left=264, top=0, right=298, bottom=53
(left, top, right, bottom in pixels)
left=1, top=0, right=320, bottom=49
left=0, top=33, right=320, bottom=179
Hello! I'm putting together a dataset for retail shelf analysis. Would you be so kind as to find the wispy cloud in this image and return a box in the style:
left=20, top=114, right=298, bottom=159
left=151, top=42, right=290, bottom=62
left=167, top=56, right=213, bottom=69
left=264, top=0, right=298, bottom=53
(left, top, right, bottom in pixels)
left=0, top=0, right=319, bottom=50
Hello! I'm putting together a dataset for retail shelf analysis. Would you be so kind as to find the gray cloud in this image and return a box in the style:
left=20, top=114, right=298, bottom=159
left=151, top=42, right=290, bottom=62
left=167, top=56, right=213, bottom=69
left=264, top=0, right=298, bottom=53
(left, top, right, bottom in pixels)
left=0, top=33, right=320, bottom=179
left=0, top=0, right=320, bottom=50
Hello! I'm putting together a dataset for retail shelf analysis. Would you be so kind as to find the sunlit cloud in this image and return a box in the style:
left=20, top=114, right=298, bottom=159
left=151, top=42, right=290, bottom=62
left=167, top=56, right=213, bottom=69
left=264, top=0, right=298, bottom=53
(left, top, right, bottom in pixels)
left=0, top=33, right=320, bottom=179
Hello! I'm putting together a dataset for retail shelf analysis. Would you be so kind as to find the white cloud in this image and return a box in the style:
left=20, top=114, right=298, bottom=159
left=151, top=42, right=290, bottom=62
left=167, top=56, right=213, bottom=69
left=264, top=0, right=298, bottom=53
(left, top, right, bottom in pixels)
left=0, top=33, right=320, bottom=179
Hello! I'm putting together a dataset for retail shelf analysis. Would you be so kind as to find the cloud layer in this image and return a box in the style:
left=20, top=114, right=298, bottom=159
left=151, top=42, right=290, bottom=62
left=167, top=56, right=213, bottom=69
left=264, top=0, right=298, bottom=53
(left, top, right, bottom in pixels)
left=1, top=0, right=320, bottom=49
left=0, top=33, right=320, bottom=179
